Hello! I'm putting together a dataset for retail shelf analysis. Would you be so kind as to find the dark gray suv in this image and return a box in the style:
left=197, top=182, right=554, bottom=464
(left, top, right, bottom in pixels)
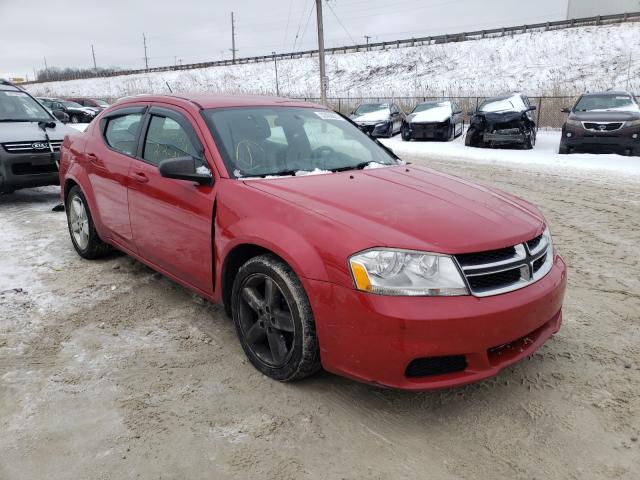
left=0, top=79, right=75, bottom=194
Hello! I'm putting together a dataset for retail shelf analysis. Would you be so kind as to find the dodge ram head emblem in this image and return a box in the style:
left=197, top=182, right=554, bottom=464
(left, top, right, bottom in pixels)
left=32, top=142, right=48, bottom=150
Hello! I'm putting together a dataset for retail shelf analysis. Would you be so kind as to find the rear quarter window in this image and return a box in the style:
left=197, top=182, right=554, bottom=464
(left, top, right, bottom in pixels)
left=104, top=113, right=143, bottom=156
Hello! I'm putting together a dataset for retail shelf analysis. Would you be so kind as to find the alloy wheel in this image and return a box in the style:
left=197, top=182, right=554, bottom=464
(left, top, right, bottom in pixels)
left=69, top=195, right=89, bottom=250
left=238, top=273, right=296, bottom=367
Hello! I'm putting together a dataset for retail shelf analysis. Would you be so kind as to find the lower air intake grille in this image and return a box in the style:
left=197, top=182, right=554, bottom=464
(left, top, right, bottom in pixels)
left=405, top=355, right=467, bottom=378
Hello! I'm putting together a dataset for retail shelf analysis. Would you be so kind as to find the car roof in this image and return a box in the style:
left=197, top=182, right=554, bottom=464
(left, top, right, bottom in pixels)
left=582, top=91, right=633, bottom=97
left=115, top=93, right=325, bottom=110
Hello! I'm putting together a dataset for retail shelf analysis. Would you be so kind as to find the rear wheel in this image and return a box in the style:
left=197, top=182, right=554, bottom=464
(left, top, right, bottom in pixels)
left=559, top=144, right=570, bottom=155
left=231, top=254, right=321, bottom=382
left=66, top=185, right=111, bottom=259
left=70, top=115, right=80, bottom=124
left=524, top=130, right=535, bottom=150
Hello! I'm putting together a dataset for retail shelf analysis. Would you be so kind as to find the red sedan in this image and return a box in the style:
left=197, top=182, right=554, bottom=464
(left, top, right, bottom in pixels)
left=59, top=94, right=567, bottom=390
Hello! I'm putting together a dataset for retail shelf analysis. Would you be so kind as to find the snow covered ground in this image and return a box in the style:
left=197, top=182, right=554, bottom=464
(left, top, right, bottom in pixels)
left=381, top=130, right=640, bottom=178
left=25, top=23, right=640, bottom=100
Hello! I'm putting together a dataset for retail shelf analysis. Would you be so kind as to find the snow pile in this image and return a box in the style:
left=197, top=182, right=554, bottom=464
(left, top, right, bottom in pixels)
left=380, top=131, right=640, bottom=177
left=25, top=23, right=640, bottom=100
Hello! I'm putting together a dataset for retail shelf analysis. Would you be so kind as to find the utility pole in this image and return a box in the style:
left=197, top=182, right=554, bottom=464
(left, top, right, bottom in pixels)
left=43, top=57, right=49, bottom=81
left=315, top=0, right=327, bottom=105
left=364, top=35, right=371, bottom=51
left=143, top=33, right=149, bottom=71
left=91, top=44, right=97, bottom=70
left=272, top=52, right=280, bottom=96
left=230, top=12, right=238, bottom=64
left=626, top=51, right=633, bottom=90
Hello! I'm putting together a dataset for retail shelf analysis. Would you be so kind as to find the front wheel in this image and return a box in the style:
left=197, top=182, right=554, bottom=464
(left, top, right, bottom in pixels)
left=231, top=254, right=321, bottom=382
left=401, top=125, right=412, bottom=141
left=465, top=127, right=481, bottom=147
left=66, top=185, right=111, bottom=259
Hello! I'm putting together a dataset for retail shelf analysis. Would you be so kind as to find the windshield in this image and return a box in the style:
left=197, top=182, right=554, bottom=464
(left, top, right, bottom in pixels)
left=62, top=101, right=84, bottom=108
left=202, top=107, right=400, bottom=178
left=0, top=90, right=54, bottom=122
left=413, top=101, right=450, bottom=113
left=574, top=95, right=639, bottom=112
left=354, top=103, right=388, bottom=115
left=479, top=95, right=526, bottom=113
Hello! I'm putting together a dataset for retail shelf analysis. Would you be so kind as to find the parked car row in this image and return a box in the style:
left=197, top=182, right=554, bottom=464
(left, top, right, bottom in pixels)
left=37, top=96, right=110, bottom=124
left=350, top=91, right=640, bottom=156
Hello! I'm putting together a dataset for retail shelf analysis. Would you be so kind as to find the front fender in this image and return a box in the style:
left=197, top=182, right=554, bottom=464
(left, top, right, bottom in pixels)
left=219, top=216, right=330, bottom=283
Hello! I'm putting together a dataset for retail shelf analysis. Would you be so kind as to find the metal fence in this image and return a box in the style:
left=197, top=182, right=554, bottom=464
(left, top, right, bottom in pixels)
left=22, top=11, right=640, bottom=85
left=298, top=96, right=581, bottom=129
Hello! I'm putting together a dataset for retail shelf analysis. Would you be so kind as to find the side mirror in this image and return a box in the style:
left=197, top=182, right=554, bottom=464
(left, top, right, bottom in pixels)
left=561, top=108, right=570, bottom=113
left=159, top=156, right=213, bottom=186
left=528, top=105, right=537, bottom=111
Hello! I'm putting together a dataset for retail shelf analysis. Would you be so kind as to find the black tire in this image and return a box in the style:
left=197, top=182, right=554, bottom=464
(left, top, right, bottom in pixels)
left=387, top=123, right=394, bottom=138
left=70, top=115, right=80, bottom=124
left=559, top=144, right=570, bottom=155
left=465, top=127, right=481, bottom=147
left=447, top=125, right=455, bottom=141
left=65, top=185, right=111, bottom=259
left=401, top=125, right=412, bottom=141
left=231, top=254, right=321, bottom=382
left=524, top=131, right=534, bottom=150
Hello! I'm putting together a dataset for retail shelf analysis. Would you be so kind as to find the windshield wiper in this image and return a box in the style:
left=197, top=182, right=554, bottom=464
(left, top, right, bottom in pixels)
left=330, top=161, right=383, bottom=172
left=0, top=118, right=51, bottom=123
left=238, top=169, right=298, bottom=178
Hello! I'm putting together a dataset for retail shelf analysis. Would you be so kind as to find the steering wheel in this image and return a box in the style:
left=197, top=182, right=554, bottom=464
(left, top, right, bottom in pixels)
left=235, top=140, right=267, bottom=173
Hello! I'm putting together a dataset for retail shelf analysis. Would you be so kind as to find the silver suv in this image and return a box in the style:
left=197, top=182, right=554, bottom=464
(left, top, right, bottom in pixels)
left=0, top=79, right=75, bottom=194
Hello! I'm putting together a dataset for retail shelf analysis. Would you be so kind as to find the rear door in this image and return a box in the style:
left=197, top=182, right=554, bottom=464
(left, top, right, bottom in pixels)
left=127, top=105, right=216, bottom=295
left=87, top=105, right=146, bottom=250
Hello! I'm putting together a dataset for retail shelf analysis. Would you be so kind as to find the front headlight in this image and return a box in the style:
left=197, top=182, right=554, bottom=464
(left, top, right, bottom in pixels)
left=349, top=249, right=469, bottom=296
left=565, top=119, right=582, bottom=128
left=623, top=119, right=640, bottom=128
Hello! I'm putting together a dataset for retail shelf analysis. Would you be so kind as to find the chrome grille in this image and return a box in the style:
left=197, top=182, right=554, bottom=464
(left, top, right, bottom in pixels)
left=582, top=122, right=623, bottom=132
left=2, top=140, right=62, bottom=154
left=455, top=231, right=553, bottom=297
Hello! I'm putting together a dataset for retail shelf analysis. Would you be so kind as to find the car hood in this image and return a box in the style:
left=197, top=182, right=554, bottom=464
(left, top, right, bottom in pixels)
left=351, top=111, right=391, bottom=123
left=0, top=121, right=76, bottom=143
left=408, top=106, right=452, bottom=123
left=569, top=110, right=640, bottom=122
left=244, top=165, right=544, bottom=253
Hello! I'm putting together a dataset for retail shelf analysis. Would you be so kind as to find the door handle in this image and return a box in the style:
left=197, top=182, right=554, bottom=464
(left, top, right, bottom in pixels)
left=131, top=172, right=149, bottom=184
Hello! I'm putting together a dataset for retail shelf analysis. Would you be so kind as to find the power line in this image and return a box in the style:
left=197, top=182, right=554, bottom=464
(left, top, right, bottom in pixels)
left=326, top=0, right=356, bottom=45
left=293, top=0, right=314, bottom=51
left=281, top=0, right=295, bottom=52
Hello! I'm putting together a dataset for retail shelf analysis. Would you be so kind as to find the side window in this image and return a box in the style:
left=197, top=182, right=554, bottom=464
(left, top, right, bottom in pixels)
left=143, top=115, right=200, bottom=166
left=104, top=113, right=143, bottom=156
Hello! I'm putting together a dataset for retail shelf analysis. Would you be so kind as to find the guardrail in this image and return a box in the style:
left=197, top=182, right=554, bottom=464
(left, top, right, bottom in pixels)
left=23, top=11, right=640, bottom=85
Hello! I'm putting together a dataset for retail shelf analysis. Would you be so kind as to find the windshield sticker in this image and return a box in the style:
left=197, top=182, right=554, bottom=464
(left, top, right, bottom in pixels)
left=315, top=111, right=345, bottom=121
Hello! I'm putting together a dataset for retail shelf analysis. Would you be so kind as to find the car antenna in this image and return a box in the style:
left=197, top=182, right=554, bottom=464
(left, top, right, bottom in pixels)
left=37, top=120, right=65, bottom=212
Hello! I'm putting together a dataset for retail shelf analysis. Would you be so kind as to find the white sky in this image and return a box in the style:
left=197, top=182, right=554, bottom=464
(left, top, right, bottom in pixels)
left=0, top=0, right=568, bottom=78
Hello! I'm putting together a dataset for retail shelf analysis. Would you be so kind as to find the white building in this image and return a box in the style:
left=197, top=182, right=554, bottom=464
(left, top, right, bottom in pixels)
left=566, top=0, right=640, bottom=18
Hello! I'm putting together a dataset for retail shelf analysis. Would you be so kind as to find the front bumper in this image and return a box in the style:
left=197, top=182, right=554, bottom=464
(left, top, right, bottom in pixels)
left=356, top=121, right=391, bottom=137
left=307, top=253, right=566, bottom=390
left=0, top=152, right=60, bottom=193
left=483, top=132, right=526, bottom=144
left=561, top=126, right=640, bottom=154
left=406, top=121, right=449, bottom=140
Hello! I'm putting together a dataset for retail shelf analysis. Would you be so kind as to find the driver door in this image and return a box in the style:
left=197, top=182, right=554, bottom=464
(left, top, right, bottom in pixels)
left=127, top=105, right=217, bottom=295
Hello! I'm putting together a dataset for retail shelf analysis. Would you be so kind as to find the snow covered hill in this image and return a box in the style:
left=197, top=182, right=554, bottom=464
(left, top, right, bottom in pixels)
left=26, top=23, right=640, bottom=100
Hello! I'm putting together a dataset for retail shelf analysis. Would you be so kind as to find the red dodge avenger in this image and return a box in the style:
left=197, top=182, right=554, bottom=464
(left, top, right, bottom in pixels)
left=59, top=94, right=567, bottom=390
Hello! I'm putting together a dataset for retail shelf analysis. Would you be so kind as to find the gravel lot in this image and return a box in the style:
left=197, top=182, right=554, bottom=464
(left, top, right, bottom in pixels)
left=1, top=153, right=639, bottom=479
